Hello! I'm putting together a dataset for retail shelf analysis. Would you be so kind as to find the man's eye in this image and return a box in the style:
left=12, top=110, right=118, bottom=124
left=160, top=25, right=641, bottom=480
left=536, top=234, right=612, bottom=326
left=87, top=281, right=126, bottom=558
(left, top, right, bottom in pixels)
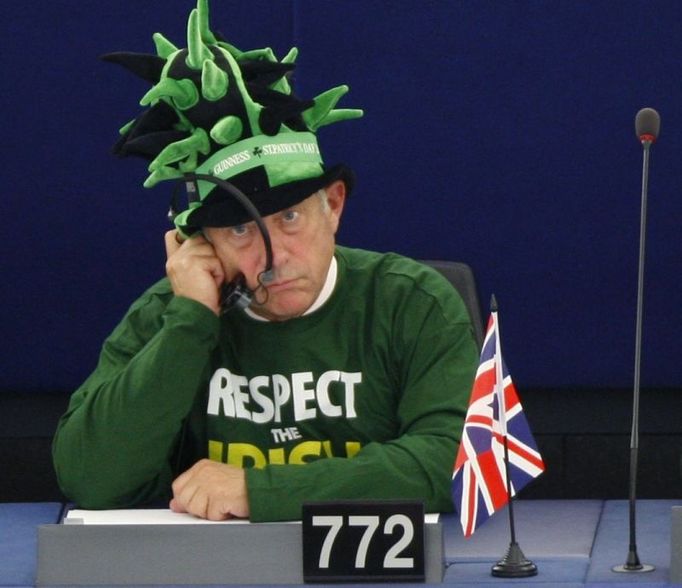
left=282, top=210, right=299, bottom=222
left=230, top=224, right=248, bottom=237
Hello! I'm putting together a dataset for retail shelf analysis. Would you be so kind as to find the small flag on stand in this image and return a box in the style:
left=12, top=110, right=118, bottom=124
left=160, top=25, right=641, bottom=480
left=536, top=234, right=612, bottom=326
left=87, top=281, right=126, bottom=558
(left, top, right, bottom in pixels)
left=452, top=297, right=545, bottom=538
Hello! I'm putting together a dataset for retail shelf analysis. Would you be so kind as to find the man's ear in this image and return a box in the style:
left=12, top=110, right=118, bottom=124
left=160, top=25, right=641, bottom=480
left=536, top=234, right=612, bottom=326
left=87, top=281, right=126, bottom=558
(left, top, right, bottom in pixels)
left=325, top=180, right=346, bottom=233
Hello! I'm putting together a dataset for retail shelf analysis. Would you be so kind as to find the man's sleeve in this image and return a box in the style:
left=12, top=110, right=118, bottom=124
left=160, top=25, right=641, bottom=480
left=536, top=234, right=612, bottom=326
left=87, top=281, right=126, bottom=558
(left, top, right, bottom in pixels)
left=52, top=286, right=219, bottom=508
left=246, top=280, right=478, bottom=522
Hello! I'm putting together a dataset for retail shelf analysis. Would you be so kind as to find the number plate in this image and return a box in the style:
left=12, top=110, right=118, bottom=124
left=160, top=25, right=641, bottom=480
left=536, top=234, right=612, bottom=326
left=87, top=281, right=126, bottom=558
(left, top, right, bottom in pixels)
left=302, top=501, right=425, bottom=583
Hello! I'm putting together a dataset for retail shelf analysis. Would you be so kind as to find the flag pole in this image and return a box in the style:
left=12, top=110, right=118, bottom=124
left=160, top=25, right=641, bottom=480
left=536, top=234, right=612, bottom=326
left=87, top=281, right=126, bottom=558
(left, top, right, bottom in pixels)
left=489, top=295, right=537, bottom=578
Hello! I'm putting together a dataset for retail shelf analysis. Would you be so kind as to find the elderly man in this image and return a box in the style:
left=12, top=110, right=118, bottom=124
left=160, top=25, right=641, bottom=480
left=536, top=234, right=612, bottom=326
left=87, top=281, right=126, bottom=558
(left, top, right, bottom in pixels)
left=52, top=0, right=478, bottom=522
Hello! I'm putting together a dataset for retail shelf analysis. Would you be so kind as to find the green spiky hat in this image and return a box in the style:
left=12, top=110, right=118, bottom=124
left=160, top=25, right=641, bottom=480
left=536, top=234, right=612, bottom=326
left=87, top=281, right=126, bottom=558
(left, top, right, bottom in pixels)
left=104, top=0, right=362, bottom=235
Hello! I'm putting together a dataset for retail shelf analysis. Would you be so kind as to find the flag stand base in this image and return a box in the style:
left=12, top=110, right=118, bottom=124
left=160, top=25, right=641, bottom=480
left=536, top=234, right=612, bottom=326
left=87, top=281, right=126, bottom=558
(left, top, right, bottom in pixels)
left=491, top=542, right=538, bottom=578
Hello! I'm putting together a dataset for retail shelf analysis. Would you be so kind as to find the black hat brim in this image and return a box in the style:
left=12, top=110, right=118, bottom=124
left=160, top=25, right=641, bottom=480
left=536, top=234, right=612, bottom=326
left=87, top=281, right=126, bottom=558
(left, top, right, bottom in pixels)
left=185, top=164, right=355, bottom=229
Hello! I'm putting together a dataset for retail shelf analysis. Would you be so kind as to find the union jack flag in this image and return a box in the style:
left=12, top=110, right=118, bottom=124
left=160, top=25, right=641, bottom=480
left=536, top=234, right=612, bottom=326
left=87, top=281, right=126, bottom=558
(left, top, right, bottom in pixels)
left=452, top=307, right=545, bottom=537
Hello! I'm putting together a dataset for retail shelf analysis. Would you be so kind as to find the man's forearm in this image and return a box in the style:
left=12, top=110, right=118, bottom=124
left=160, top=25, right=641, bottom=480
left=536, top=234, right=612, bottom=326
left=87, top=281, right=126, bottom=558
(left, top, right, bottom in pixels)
left=53, top=295, right=219, bottom=507
left=246, top=432, right=458, bottom=522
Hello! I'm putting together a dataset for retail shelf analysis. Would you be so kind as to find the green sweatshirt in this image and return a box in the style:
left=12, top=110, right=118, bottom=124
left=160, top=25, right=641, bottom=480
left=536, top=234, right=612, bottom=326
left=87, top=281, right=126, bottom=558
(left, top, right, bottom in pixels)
left=53, top=246, right=478, bottom=521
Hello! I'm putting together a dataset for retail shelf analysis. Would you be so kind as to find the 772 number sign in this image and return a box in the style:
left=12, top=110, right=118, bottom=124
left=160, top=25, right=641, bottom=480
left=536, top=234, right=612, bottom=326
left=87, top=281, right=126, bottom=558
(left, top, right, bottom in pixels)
left=302, top=501, right=425, bottom=582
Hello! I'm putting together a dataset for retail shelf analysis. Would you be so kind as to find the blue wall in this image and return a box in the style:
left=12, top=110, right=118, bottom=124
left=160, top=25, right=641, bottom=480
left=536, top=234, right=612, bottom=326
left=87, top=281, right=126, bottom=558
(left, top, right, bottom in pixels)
left=2, top=1, right=680, bottom=392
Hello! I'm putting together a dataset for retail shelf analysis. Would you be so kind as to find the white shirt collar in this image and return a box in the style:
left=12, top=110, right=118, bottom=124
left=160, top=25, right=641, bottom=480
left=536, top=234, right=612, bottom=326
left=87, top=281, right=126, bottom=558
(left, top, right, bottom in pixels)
left=244, top=256, right=338, bottom=321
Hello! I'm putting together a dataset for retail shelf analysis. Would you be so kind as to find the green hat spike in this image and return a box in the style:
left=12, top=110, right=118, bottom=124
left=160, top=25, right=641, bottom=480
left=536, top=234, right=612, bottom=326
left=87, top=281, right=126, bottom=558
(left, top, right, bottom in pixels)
left=314, top=108, right=364, bottom=129
left=201, top=59, right=228, bottom=101
left=239, top=47, right=277, bottom=62
left=140, top=78, right=199, bottom=110
left=151, top=127, right=210, bottom=168
left=196, top=0, right=217, bottom=44
left=118, top=119, right=136, bottom=136
left=215, top=40, right=242, bottom=60
left=271, top=77, right=292, bottom=96
left=219, top=48, right=264, bottom=134
left=210, top=115, right=243, bottom=145
left=303, top=85, right=353, bottom=131
left=268, top=47, right=298, bottom=95
left=178, top=150, right=200, bottom=173
left=186, top=9, right=213, bottom=70
left=152, top=33, right=178, bottom=59
left=173, top=110, right=194, bottom=133
left=143, top=165, right=184, bottom=188
left=281, top=47, right=298, bottom=64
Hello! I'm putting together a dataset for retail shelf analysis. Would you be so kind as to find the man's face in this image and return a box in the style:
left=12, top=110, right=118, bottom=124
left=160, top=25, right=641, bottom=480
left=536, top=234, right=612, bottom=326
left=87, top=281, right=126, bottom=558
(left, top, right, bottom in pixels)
left=203, top=180, right=346, bottom=321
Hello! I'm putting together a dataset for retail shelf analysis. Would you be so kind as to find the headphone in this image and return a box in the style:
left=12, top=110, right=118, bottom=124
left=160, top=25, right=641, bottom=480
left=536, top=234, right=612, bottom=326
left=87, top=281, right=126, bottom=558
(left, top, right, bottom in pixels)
left=169, top=173, right=274, bottom=313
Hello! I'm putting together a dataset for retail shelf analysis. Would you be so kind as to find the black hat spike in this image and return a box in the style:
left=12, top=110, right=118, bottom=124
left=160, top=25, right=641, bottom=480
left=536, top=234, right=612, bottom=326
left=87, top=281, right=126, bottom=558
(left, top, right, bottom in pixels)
left=100, top=52, right=166, bottom=84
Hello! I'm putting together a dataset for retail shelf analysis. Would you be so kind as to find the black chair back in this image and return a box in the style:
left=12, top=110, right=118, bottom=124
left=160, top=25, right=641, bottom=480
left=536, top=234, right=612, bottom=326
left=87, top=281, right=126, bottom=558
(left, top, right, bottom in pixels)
left=421, top=260, right=484, bottom=350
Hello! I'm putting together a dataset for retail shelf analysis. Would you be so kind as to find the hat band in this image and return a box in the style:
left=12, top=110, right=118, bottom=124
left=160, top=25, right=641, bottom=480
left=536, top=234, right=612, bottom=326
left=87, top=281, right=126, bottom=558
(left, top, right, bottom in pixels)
left=194, top=132, right=323, bottom=200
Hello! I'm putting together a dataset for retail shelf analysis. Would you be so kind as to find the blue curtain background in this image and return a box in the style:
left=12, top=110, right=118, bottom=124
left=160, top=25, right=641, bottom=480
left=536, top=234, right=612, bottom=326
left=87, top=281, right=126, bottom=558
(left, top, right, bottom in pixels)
left=2, top=0, right=680, bottom=392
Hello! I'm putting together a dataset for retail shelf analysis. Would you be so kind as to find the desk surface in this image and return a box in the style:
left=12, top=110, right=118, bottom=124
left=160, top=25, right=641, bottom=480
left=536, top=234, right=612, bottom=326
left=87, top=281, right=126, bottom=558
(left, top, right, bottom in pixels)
left=0, top=503, right=63, bottom=587
left=1, top=499, right=679, bottom=587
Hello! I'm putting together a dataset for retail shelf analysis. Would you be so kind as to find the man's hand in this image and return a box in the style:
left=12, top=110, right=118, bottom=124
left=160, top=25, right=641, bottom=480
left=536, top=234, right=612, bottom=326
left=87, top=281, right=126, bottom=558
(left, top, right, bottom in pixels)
left=165, top=230, right=225, bottom=315
left=170, top=459, right=250, bottom=520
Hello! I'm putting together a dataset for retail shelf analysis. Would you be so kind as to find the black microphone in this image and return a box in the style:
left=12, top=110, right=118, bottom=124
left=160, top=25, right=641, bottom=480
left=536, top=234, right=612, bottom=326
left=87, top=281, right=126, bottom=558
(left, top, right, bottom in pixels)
left=613, top=108, right=661, bottom=574
left=635, top=107, right=660, bottom=144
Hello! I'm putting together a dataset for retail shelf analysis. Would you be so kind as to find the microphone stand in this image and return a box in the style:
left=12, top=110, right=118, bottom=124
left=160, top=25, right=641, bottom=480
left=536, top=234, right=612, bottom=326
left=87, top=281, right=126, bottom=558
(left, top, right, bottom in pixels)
left=612, top=138, right=655, bottom=574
